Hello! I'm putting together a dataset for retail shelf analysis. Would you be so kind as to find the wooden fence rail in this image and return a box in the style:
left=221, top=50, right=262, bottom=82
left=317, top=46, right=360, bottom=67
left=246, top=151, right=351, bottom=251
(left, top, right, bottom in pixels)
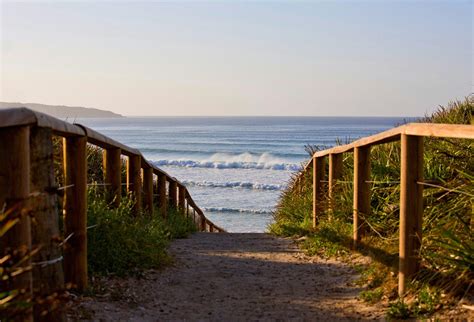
left=0, top=108, right=224, bottom=321
left=296, top=122, right=473, bottom=297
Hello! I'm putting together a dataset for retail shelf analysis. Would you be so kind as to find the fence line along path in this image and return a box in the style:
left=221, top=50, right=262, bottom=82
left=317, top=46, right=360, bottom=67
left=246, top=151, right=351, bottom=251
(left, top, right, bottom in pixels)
left=294, top=122, right=473, bottom=297
left=2, top=108, right=472, bottom=321
left=0, top=107, right=224, bottom=321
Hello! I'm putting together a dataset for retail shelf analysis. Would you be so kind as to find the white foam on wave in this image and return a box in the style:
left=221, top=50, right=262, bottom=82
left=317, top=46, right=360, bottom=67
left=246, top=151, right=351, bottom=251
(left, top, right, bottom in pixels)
left=181, top=180, right=284, bottom=191
left=153, top=152, right=301, bottom=171
left=203, top=207, right=273, bottom=214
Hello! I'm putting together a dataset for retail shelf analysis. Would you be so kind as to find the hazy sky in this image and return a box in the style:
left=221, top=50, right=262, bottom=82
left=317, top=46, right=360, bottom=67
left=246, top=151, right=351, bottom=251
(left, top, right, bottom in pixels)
left=0, top=1, right=472, bottom=116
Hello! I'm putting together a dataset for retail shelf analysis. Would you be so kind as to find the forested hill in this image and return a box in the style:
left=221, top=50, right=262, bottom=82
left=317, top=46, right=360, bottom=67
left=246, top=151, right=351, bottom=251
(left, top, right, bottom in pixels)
left=0, top=102, right=122, bottom=118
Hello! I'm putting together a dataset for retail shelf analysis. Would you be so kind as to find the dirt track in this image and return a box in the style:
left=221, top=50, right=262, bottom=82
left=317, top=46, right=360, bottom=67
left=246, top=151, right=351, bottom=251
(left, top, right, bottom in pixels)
left=71, top=233, right=386, bottom=321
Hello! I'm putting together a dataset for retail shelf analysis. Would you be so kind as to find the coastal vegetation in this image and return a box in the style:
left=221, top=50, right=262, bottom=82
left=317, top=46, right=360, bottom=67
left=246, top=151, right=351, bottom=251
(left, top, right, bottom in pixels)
left=86, top=190, right=196, bottom=277
left=71, top=145, right=197, bottom=277
left=270, top=97, right=473, bottom=319
left=1, top=140, right=196, bottom=320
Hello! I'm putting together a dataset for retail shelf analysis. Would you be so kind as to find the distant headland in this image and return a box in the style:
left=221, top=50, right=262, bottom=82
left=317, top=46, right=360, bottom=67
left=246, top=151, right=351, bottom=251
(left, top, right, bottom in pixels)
left=0, top=102, right=123, bottom=118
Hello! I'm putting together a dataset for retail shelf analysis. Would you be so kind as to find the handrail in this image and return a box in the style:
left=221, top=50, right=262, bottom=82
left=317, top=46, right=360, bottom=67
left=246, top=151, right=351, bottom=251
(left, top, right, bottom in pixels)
left=295, top=122, right=473, bottom=188
left=312, top=123, right=474, bottom=158
left=0, top=107, right=225, bottom=315
left=295, top=121, right=473, bottom=298
left=0, top=107, right=224, bottom=233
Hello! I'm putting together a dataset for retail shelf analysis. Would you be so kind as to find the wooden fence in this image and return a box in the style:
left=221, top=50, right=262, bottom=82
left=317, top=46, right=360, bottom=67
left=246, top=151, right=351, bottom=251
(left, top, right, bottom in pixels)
left=295, top=122, right=473, bottom=297
left=0, top=107, right=224, bottom=321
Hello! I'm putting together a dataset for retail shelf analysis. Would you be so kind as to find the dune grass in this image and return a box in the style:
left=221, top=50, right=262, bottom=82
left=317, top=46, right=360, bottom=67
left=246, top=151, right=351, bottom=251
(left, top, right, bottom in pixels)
left=270, top=97, right=473, bottom=318
left=72, top=144, right=197, bottom=277
left=86, top=188, right=196, bottom=277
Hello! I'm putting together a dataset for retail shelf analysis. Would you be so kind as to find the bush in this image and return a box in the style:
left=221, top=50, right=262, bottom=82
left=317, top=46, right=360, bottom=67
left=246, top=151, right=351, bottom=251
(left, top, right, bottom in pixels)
left=86, top=188, right=196, bottom=276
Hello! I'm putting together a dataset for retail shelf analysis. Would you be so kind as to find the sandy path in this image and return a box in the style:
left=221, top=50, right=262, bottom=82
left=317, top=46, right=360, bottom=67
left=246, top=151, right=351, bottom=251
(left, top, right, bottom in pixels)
left=71, top=233, right=385, bottom=321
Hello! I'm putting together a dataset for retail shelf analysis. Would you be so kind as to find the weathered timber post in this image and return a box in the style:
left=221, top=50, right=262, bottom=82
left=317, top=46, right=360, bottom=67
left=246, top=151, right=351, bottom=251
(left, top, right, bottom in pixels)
left=63, top=135, right=88, bottom=291
left=103, top=148, right=122, bottom=207
left=353, top=146, right=371, bottom=249
left=328, top=153, right=343, bottom=218
left=168, top=178, right=178, bottom=209
left=153, top=178, right=159, bottom=204
left=143, top=167, right=154, bottom=215
left=30, top=127, right=66, bottom=321
left=209, top=224, right=214, bottom=233
left=200, top=215, right=206, bottom=231
left=127, top=154, right=142, bottom=215
left=0, top=126, right=33, bottom=321
left=157, top=172, right=167, bottom=218
left=178, top=184, right=186, bottom=211
left=312, top=156, right=326, bottom=227
left=399, top=135, right=424, bottom=296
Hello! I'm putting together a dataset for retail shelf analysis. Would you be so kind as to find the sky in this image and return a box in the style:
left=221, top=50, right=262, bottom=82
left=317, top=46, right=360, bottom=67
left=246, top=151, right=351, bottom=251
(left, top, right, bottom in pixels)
left=0, top=0, right=472, bottom=117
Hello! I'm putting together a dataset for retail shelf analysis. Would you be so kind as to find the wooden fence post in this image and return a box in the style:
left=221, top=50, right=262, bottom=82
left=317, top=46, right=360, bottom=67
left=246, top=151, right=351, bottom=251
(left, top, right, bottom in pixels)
left=30, top=127, right=65, bottom=321
left=153, top=178, right=158, bottom=204
left=103, top=148, right=121, bottom=207
left=143, top=167, right=154, bottom=215
left=63, top=135, right=88, bottom=291
left=200, top=215, right=206, bottom=231
left=313, top=156, right=326, bottom=227
left=399, top=135, right=424, bottom=296
left=353, top=146, right=371, bottom=249
left=157, top=172, right=167, bottom=218
left=168, top=179, right=178, bottom=209
left=127, top=154, right=142, bottom=215
left=328, top=153, right=343, bottom=218
left=0, top=126, right=33, bottom=321
left=178, top=184, right=186, bottom=211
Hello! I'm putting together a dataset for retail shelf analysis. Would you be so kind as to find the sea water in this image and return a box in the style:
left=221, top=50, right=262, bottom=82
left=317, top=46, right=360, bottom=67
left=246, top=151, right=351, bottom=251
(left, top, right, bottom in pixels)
left=76, top=117, right=408, bottom=232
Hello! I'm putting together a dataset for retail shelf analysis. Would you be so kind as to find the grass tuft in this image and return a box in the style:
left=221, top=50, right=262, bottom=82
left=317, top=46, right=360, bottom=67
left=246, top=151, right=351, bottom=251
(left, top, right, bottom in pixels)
left=86, top=186, right=196, bottom=277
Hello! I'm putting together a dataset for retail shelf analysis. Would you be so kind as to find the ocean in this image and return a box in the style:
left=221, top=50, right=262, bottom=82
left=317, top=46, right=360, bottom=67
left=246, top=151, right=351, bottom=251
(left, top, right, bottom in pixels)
left=76, top=116, right=408, bottom=232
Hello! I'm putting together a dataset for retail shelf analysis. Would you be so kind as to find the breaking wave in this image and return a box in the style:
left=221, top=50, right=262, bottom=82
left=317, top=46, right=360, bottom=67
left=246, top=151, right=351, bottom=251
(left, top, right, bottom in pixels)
left=153, top=152, right=300, bottom=171
left=203, top=207, right=273, bottom=214
left=181, top=180, right=283, bottom=191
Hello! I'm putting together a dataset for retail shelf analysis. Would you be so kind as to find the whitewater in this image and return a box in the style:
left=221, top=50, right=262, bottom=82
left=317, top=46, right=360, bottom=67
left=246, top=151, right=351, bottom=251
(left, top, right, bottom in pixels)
left=76, top=116, right=407, bottom=232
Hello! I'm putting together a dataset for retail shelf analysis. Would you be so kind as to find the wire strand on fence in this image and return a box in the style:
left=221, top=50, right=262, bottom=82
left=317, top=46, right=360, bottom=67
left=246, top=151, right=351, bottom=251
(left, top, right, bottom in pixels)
left=58, top=233, right=74, bottom=247
left=28, top=191, right=43, bottom=198
left=57, top=184, right=75, bottom=191
left=33, top=256, right=63, bottom=268
left=321, top=180, right=400, bottom=184
left=417, top=181, right=473, bottom=198
left=359, top=212, right=399, bottom=241
left=58, top=224, right=97, bottom=248
left=365, top=180, right=400, bottom=184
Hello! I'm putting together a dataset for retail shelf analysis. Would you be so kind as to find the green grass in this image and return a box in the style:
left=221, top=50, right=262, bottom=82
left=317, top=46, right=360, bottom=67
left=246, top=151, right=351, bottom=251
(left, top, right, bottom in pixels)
left=86, top=188, right=196, bottom=276
left=270, top=96, right=473, bottom=318
left=360, top=288, right=384, bottom=304
left=386, top=285, right=442, bottom=319
left=70, top=143, right=198, bottom=277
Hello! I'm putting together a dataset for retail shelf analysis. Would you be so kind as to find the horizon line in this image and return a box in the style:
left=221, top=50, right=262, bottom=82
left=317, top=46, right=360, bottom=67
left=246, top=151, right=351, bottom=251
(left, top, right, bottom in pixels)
left=120, top=115, right=422, bottom=118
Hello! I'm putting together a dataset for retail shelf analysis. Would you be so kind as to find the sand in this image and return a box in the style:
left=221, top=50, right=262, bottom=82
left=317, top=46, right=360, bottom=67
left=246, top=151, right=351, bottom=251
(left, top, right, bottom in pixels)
left=69, top=233, right=390, bottom=321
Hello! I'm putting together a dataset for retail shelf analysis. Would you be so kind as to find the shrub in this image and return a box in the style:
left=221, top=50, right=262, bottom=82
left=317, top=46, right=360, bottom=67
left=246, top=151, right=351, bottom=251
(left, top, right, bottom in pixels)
left=86, top=188, right=196, bottom=277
